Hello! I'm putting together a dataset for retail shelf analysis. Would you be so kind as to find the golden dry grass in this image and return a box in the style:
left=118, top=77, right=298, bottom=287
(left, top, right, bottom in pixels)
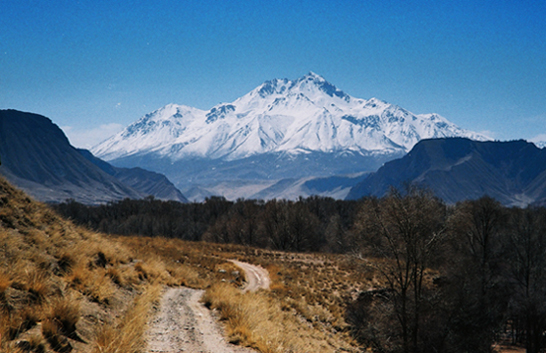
left=44, top=295, right=81, bottom=337
left=121, top=237, right=369, bottom=353
left=0, top=175, right=375, bottom=353
left=201, top=283, right=296, bottom=352
left=196, top=251, right=369, bottom=353
left=0, top=268, right=11, bottom=287
left=92, top=282, right=162, bottom=353
left=0, top=177, right=178, bottom=352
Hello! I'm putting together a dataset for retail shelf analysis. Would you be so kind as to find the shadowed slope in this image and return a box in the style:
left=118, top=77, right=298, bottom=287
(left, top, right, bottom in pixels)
left=0, top=109, right=144, bottom=204
left=78, top=149, right=188, bottom=203
left=347, top=138, right=546, bottom=206
left=0, top=109, right=187, bottom=204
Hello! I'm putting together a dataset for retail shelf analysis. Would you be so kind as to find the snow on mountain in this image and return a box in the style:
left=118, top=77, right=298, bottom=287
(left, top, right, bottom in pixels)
left=92, top=72, right=488, bottom=163
left=529, top=135, right=546, bottom=149
left=91, top=72, right=490, bottom=201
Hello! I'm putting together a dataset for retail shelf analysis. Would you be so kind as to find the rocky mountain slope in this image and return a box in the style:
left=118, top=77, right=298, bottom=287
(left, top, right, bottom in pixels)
left=92, top=73, right=486, bottom=201
left=346, top=138, right=546, bottom=207
left=0, top=109, right=186, bottom=204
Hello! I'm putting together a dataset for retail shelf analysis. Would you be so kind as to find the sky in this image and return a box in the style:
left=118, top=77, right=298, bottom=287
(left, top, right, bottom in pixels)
left=1, top=0, right=545, bottom=148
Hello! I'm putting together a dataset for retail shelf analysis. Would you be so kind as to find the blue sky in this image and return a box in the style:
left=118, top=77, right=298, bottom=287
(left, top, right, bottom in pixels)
left=1, top=0, right=545, bottom=148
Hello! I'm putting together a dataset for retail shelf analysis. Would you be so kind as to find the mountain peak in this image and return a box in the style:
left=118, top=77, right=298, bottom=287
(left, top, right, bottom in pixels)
left=301, top=71, right=326, bottom=81
left=288, top=72, right=349, bottom=101
left=253, top=72, right=347, bottom=101
left=91, top=73, right=489, bottom=200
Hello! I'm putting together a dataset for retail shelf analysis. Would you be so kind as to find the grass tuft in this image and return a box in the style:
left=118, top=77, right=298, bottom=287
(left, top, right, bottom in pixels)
left=106, top=267, right=124, bottom=287
left=41, top=296, right=80, bottom=353
left=25, top=270, right=52, bottom=305
left=23, top=334, right=47, bottom=353
left=92, top=283, right=161, bottom=353
left=46, top=296, right=80, bottom=336
left=0, top=270, right=11, bottom=293
left=42, top=319, right=73, bottom=353
left=56, top=252, right=75, bottom=275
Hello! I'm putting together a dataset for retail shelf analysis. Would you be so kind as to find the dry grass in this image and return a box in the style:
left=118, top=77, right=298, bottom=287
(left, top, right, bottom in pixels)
left=0, top=270, right=11, bottom=292
left=92, top=283, right=162, bottom=353
left=117, top=236, right=370, bottom=353
left=0, top=177, right=171, bottom=352
left=44, top=296, right=80, bottom=337
left=200, top=255, right=364, bottom=353
left=202, top=283, right=291, bottom=352
left=66, top=262, right=117, bottom=305
left=25, top=270, right=52, bottom=305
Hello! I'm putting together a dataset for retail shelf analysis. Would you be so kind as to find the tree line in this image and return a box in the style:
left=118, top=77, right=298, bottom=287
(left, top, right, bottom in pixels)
left=54, top=195, right=361, bottom=253
left=53, top=190, right=546, bottom=353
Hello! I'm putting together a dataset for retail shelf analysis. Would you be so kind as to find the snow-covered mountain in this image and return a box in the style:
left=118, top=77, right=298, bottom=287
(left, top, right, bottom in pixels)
left=93, top=72, right=485, bottom=161
left=92, top=72, right=488, bottom=201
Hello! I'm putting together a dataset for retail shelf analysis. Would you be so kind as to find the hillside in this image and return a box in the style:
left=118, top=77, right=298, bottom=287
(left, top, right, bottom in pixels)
left=346, top=137, right=546, bottom=206
left=0, top=175, right=171, bottom=352
left=0, top=176, right=366, bottom=352
left=0, top=109, right=186, bottom=204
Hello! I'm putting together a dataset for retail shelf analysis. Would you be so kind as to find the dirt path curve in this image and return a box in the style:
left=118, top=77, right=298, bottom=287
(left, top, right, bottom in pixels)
left=229, top=260, right=270, bottom=293
left=146, top=261, right=270, bottom=353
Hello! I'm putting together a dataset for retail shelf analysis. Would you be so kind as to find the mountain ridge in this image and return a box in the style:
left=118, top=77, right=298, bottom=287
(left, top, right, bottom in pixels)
left=92, top=73, right=488, bottom=201
left=78, top=149, right=188, bottom=203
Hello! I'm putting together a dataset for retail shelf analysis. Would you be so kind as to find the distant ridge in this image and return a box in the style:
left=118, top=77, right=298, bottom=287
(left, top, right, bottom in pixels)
left=0, top=109, right=187, bottom=204
left=346, top=138, right=546, bottom=207
left=78, top=149, right=188, bottom=203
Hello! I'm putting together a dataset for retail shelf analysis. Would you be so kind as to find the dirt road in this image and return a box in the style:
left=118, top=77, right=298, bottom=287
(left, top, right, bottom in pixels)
left=229, top=260, right=270, bottom=292
left=146, top=261, right=270, bottom=353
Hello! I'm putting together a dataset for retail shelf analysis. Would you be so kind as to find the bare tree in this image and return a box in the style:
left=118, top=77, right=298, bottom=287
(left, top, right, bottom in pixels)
left=355, top=186, right=447, bottom=353
left=445, top=196, right=509, bottom=352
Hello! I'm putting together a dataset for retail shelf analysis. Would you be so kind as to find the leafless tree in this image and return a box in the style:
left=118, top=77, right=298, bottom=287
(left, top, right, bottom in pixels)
left=354, top=186, right=447, bottom=353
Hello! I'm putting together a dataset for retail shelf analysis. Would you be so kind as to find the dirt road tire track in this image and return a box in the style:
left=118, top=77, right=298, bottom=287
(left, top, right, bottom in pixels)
left=146, top=261, right=270, bottom=353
